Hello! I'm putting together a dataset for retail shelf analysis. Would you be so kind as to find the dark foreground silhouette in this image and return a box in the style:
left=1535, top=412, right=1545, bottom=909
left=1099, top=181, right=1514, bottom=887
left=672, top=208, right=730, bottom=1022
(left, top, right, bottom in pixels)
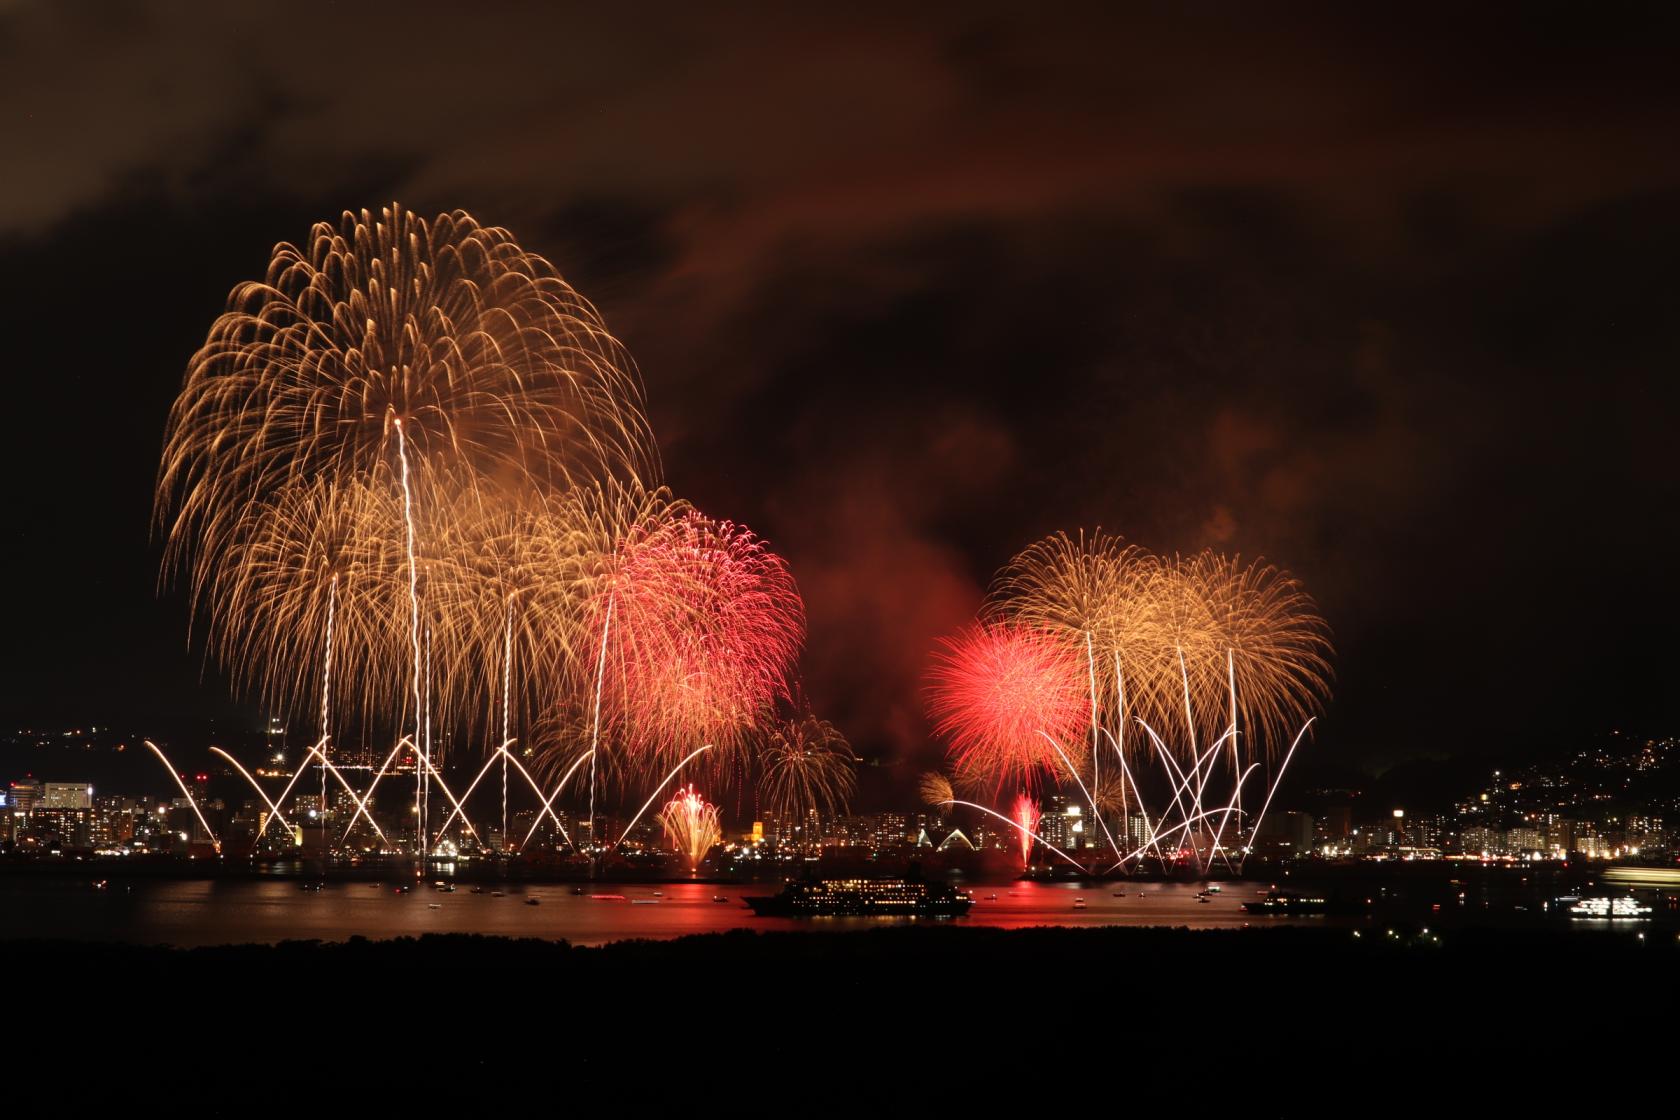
left=11, top=924, right=1673, bottom=1107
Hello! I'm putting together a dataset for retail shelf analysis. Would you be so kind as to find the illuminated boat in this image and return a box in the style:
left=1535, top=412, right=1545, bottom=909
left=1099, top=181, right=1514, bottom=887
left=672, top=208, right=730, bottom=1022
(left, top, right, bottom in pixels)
left=744, top=878, right=972, bottom=917
left=1241, top=892, right=1333, bottom=914
left=1563, top=896, right=1653, bottom=919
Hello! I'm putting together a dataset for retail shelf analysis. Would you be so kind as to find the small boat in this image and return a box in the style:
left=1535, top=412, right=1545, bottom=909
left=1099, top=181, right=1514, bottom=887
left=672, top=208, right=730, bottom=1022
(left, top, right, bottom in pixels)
left=591, top=893, right=627, bottom=901
left=299, top=881, right=324, bottom=892
left=470, top=885, right=485, bottom=894
left=986, top=893, right=999, bottom=901
left=1206, top=884, right=1221, bottom=893
left=570, top=886, right=586, bottom=896
left=1073, top=897, right=1087, bottom=909
left=427, top=903, right=442, bottom=910
left=1112, top=891, right=1125, bottom=898
left=632, top=899, right=660, bottom=905
left=392, top=885, right=410, bottom=894
left=491, top=890, right=505, bottom=897
left=712, top=895, right=730, bottom=903
left=524, top=897, right=541, bottom=906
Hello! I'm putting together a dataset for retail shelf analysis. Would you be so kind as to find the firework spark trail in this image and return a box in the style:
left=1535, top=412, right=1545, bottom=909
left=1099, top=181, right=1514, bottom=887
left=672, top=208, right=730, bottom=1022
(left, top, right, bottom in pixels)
left=1136, top=720, right=1236, bottom=871
left=293, top=742, right=394, bottom=847
left=1085, top=632, right=1100, bottom=844
left=937, top=799, right=1083, bottom=870
left=208, top=746, right=291, bottom=841
left=142, top=740, right=220, bottom=852
left=587, top=596, right=613, bottom=855
left=253, top=736, right=326, bottom=846
left=408, top=737, right=481, bottom=848
left=614, top=744, right=714, bottom=848
left=431, top=740, right=514, bottom=845
left=1112, top=805, right=1248, bottom=869
left=1134, top=722, right=1204, bottom=864
left=321, top=573, right=336, bottom=822
left=393, top=419, right=426, bottom=856
left=1122, top=748, right=1253, bottom=872
left=1178, top=648, right=1210, bottom=837
left=515, top=749, right=593, bottom=852
left=1226, top=649, right=1240, bottom=853
left=339, top=738, right=412, bottom=845
left=424, top=626, right=434, bottom=848
left=502, top=601, right=512, bottom=850
left=419, top=743, right=586, bottom=851
left=1238, top=718, right=1315, bottom=872
left=1097, top=725, right=1159, bottom=864
left=1037, top=732, right=1123, bottom=855
left=1202, top=763, right=1259, bottom=872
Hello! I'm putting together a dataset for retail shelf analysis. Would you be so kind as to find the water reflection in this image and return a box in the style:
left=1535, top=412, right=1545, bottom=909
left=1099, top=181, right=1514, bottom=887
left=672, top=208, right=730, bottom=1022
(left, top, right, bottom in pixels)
left=0, top=878, right=1301, bottom=947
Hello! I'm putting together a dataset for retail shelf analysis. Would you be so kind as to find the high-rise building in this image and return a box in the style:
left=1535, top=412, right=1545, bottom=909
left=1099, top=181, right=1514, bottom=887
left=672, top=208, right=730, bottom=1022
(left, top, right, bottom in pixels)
left=42, top=782, right=93, bottom=810
left=8, top=779, right=42, bottom=816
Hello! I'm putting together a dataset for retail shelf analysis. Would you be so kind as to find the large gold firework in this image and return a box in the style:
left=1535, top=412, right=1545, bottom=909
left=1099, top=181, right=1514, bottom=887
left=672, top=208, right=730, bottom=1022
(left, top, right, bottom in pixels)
left=975, top=532, right=1331, bottom=761
left=156, top=205, right=662, bottom=741
left=158, top=205, right=657, bottom=553
left=759, top=713, right=857, bottom=820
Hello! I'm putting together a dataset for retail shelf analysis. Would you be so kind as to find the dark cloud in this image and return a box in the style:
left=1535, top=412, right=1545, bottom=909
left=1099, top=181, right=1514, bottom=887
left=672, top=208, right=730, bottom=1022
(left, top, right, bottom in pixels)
left=3, top=2, right=1678, bottom=779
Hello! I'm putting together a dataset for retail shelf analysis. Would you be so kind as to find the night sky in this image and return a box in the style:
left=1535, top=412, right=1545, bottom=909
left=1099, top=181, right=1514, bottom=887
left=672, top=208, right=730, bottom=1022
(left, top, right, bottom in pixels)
left=3, top=3, right=1678, bottom=781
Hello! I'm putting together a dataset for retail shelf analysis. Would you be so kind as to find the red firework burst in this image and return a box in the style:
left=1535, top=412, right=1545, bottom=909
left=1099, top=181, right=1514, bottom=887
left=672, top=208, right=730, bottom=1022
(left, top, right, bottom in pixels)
left=585, top=508, right=805, bottom=787
left=925, top=623, right=1088, bottom=795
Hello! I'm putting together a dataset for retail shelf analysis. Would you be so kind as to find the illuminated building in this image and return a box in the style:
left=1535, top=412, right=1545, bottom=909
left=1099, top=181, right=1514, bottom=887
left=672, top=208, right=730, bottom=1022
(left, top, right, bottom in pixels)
left=28, top=806, right=94, bottom=850
left=43, top=782, right=93, bottom=810
left=8, top=779, right=42, bottom=817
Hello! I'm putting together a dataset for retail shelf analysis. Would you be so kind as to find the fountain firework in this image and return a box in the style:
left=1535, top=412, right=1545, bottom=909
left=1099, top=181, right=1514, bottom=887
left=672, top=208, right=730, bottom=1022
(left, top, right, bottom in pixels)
left=1010, top=793, right=1040, bottom=869
left=658, top=784, right=722, bottom=872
